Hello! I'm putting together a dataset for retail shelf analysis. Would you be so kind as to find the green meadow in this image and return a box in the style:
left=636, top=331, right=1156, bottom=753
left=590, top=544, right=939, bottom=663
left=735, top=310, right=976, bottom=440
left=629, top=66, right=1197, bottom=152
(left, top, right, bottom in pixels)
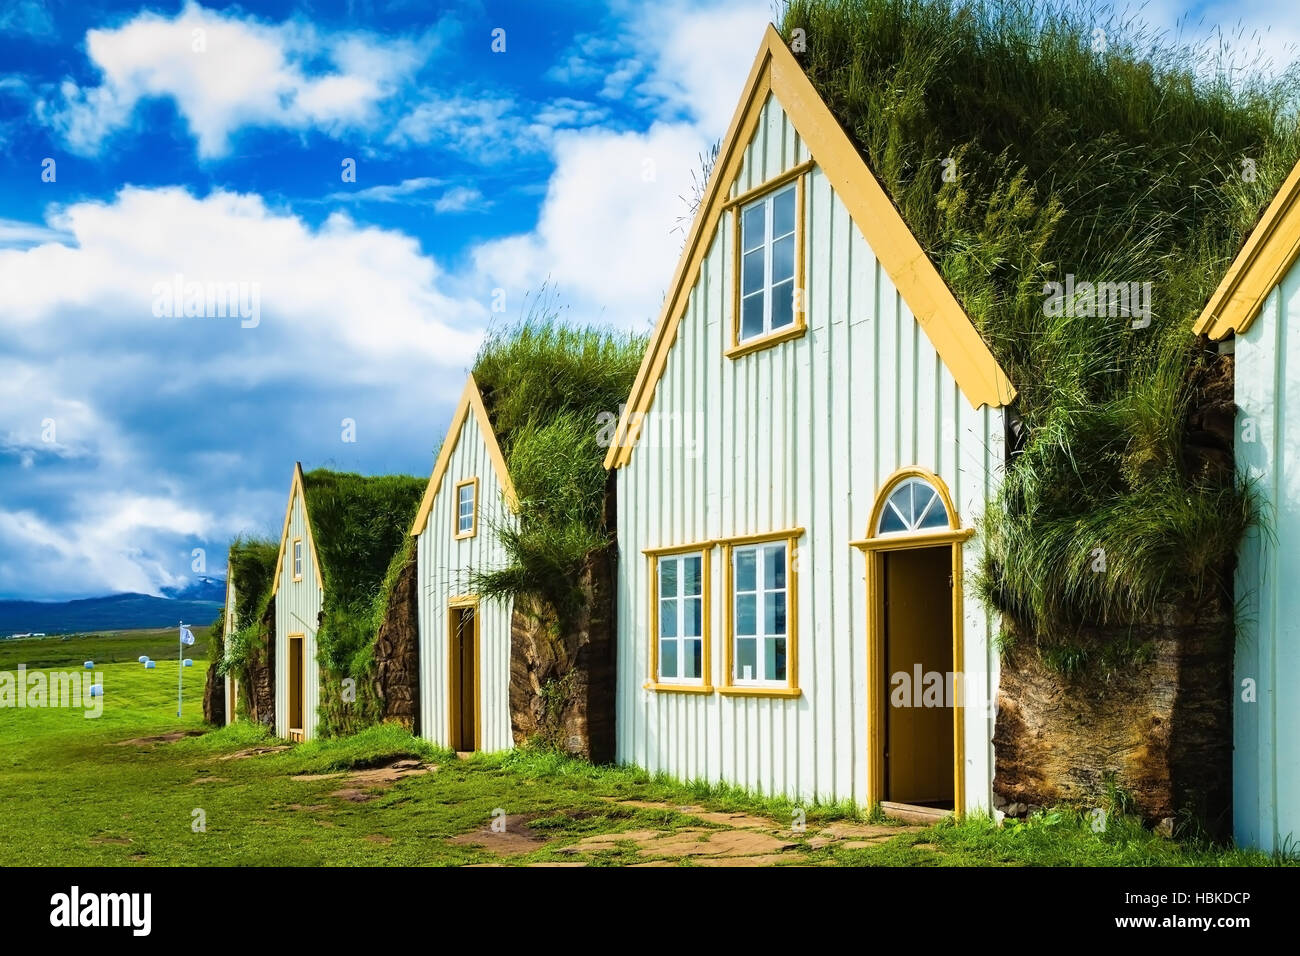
left=0, top=631, right=1287, bottom=867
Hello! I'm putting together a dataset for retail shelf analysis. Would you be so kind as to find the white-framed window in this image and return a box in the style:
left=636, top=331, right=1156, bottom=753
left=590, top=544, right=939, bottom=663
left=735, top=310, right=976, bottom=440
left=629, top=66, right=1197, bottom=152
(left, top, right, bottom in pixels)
left=731, top=541, right=788, bottom=685
left=657, top=552, right=705, bottom=683
left=292, top=538, right=303, bottom=581
left=876, top=477, right=951, bottom=535
left=454, top=478, right=477, bottom=538
left=739, top=182, right=797, bottom=343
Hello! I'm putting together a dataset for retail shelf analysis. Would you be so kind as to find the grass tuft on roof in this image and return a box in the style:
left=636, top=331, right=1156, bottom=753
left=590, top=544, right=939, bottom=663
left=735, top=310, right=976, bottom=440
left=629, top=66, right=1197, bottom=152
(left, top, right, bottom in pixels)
left=300, top=469, right=425, bottom=734
left=218, top=536, right=279, bottom=681
left=782, top=0, right=1300, bottom=645
left=470, top=306, right=646, bottom=619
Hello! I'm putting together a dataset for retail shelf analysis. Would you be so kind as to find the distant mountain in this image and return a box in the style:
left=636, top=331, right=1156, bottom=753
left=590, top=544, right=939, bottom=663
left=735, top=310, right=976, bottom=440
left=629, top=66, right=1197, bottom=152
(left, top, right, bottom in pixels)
left=161, top=575, right=227, bottom=603
left=0, top=589, right=225, bottom=637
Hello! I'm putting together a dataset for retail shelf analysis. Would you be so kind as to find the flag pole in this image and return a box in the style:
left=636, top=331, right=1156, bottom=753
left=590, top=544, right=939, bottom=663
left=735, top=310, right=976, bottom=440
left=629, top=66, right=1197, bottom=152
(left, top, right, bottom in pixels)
left=177, top=620, right=183, bottom=718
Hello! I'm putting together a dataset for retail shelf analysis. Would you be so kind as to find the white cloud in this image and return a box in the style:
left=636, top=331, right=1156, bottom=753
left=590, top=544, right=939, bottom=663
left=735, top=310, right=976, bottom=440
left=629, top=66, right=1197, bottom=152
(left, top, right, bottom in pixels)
left=0, top=186, right=484, bottom=372
left=326, top=177, right=446, bottom=203
left=0, top=0, right=55, bottom=39
left=472, top=121, right=713, bottom=326
left=40, top=1, right=437, bottom=157
left=0, top=495, right=217, bottom=598
left=0, top=217, right=73, bottom=249
left=0, top=184, right=486, bottom=598
left=469, top=0, right=772, bottom=328
left=434, top=186, right=485, bottom=214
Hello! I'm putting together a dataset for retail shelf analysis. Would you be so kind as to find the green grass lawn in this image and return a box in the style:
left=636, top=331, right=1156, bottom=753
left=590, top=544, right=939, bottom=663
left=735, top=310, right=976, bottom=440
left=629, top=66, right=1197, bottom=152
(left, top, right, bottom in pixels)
left=0, top=633, right=1289, bottom=867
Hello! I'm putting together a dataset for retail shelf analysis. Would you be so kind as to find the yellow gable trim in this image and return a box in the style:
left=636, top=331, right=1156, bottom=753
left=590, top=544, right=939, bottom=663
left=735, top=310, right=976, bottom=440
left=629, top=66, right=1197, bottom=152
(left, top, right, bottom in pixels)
left=409, top=373, right=519, bottom=536
left=270, top=462, right=323, bottom=596
left=1195, top=158, right=1300, bottom=340
left=603, top=24, right=1015, bottom=470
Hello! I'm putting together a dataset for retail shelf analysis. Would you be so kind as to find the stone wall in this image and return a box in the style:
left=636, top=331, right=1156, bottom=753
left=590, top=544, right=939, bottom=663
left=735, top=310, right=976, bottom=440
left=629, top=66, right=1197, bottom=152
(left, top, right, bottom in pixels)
left=372, top=549, right=420, bottom=732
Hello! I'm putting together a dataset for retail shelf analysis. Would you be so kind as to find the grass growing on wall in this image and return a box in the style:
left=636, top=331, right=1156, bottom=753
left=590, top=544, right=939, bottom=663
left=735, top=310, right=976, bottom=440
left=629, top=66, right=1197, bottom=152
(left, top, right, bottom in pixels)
left=218, top=536, right=278, bottom=691
left=300, top=470, right=425, bottom=735
left=470, top=316, right=646, bottom=620
left=780, top=0, right=1300, bottom=644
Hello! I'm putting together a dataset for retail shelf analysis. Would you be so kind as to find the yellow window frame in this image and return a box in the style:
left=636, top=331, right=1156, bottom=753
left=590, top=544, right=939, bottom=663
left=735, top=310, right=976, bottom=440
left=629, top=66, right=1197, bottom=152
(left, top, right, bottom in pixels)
left=719, top=527, right=804, bottom=698
left=726, top=160, right=812, bottom=359
left=453, top=477, right=479, bottom=540
left=644, top=542, right=715, bottom=694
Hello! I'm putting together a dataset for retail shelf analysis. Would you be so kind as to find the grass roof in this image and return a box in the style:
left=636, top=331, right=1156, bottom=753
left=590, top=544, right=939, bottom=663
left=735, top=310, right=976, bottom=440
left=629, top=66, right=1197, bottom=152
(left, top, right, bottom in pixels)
left=226, top=536, right=279, bottom=630
left=781, top=0, right=1300, bottom=647
left=300, top=470, right=425, bottom=612
left=299, top=469, right=425, bottom=671
left=217, top=536, right=279, bottom=679
left=470, top=316, right=646, bottom=618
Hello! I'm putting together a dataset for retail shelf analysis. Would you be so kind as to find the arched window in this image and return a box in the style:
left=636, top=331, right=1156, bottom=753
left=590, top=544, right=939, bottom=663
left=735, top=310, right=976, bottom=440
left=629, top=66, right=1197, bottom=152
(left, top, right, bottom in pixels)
left=875, top=476, right=951, bottom=535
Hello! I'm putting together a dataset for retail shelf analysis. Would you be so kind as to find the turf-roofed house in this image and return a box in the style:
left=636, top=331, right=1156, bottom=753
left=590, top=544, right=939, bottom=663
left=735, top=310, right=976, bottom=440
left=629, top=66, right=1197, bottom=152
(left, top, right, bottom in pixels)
left=603, top=24, right=1015, bottom=819
left=740, top=0, right=1298, bottom=838
left=411, top=325, right=642, bottom=758
left=271, top=463, right=426, bottom=742
left=206, top=537, right=278, bottom=727
left=410, top=374, right=519, bottom=753
left=1194, top=158, right=1300, bottom=852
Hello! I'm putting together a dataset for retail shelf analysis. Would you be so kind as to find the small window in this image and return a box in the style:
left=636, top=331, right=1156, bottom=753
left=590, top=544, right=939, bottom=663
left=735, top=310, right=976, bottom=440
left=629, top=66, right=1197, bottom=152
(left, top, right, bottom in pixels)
left=657, top=552, right=705, bottom=683
left=739, top=182, right=798, bottom=343
left=292, top=538, right=303, bottom=581
left=876, top=477, right=951, bottom=535
left=730, top=541, right=788, bottom=685
left=454, top=478, right=478, bottom=539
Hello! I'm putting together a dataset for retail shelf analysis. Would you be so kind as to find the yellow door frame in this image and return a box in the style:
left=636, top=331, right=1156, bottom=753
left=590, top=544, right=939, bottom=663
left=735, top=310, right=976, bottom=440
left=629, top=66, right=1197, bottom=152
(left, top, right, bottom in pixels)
left=851, top=467, right=972, bottom=817
left=447, top=595, right=481, bottom=752
left=287, top=632, right=305, bottom=742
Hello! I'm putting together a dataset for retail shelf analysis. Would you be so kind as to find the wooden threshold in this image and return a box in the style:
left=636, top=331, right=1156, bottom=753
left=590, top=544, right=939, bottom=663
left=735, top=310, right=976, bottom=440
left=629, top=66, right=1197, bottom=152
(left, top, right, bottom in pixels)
left=881, top=801, right=954, bottom=825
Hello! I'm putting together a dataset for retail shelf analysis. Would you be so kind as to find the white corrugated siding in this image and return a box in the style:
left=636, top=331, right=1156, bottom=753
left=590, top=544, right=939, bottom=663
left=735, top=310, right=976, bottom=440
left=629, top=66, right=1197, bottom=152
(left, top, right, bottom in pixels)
left=275, top=489, right=322, bottom=741
left=1233, top=263, right=1300, bottom=852
left=416, top=410, right=515, bottom=751
left=614, top=92, right=1004, bottom=811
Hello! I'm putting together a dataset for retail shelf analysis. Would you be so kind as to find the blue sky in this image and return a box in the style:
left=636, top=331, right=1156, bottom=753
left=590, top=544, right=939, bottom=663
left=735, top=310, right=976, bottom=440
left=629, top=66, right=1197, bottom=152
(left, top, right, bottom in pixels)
left=0, top=0, right=1295, bottom=600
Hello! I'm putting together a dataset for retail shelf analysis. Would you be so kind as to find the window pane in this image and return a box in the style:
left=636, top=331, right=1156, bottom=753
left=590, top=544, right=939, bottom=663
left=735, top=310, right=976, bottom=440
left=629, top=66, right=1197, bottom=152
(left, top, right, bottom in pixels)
left=660, top=558, right=677, bottom=599
left=736, top=549, right=756, bottom=592
left=736, top=594, right=756, bottom=636
left=685, top=638, right=701, bottom=680
left=764, top=544, right=786, bottom=589
left=741, top=292, right=765, bottom=340
left=770, top=279, right=794, bottom=330
left=773, top=186, right=796, bottom=237
left=765, top=590, right=787, bottom=637
left=765, top=637, right=787, bottom=682
left=916, top=489, right=949, bottom=529
left=660, top=598, right=677, bottom=637
left=742, top=202, right=765, bottom=251
left=772, top=234, right=795, bottom=283
left=736, top=637, right=757, bottom=682
left=742, top=248, right=764, bottom=294
left=683, top=556, right=701, bottom=596
left=879, top=501, right=908, bottom=534
left=660, top=639, right=678, bottom=680
left=685, top=596, right=702, bottom=638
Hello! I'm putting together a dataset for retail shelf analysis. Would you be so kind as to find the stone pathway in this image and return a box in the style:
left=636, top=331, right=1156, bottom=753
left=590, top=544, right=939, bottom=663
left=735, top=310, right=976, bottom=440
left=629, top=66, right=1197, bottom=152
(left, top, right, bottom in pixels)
left=448, top=797, right=925, bottom=867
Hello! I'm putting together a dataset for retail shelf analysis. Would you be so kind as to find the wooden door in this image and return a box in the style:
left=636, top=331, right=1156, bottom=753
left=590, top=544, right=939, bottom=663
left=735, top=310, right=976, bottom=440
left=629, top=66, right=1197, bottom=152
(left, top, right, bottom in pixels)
left=883, top=547, right=954, bottom=808
left=288, top=635, right=304, bottom=737
left=449, top=605, right=478, bottom=751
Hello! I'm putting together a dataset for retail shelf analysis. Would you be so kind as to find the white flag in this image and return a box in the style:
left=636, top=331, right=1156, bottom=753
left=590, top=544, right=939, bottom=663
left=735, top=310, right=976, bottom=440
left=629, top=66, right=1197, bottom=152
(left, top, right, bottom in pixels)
left=180, top=625, right=195, bottom=646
